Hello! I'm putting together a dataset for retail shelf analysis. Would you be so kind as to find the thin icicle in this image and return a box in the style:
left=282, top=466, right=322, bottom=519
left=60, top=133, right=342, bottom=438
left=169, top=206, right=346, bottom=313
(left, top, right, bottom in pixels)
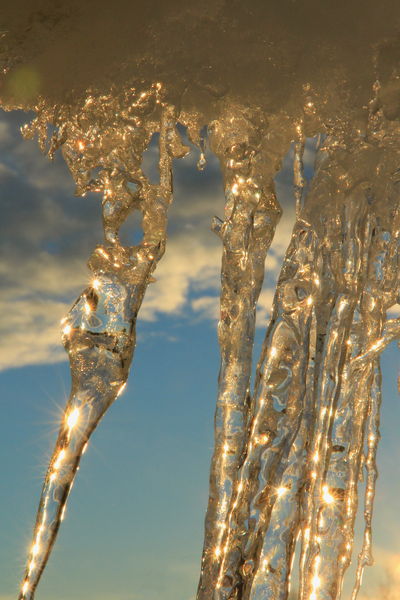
left=352, top=318, right=400, bottom=366
left=351, top=362, right=381, bottom=600
left=293, top=137, right=305, bottom=218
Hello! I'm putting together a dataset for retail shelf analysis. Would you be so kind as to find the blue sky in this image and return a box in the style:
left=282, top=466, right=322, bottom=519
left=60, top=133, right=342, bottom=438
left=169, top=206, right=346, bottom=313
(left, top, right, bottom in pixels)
left=0, top=110, right=399, bottom=600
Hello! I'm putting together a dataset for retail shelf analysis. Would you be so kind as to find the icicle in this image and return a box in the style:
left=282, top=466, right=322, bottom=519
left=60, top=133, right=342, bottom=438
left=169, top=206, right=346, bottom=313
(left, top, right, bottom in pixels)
left=299, top=133, right=400, bottom=600
left=351, top=362, right=381, bottom=600
left=211, top=212, right=319, bottom=600
left=18, top=96, right=180, bottom=600
left=346, top=200, right=400, bottom=599
left=197, top=110, right=284, bottom=600
left=207, top=135, right=369, bottom=600
left=293, top=132, right=305, bottom=218
left=352, top=317, right=400, bottom=365
left=307, top=308, right=373, bottom=600
left=298, top=194, right=370, bottom=600
left=244, top=250, right=317, bottom=600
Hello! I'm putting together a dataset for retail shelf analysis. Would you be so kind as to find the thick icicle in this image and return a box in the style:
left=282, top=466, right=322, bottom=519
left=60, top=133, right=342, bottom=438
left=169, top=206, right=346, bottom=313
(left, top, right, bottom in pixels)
left=240, top=139, right=318, bottom=600
left=211, top=212, right=318, bottom=600
left=197, top=110, right=286, bottom=599
left=18, top=98, right=181, bottom=600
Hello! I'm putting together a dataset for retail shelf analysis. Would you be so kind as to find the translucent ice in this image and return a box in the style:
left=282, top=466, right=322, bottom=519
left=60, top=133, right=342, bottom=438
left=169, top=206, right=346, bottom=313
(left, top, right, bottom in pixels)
left=2, top=7, right=400, bottom=596
left=17, top=92, right=184, bottom=599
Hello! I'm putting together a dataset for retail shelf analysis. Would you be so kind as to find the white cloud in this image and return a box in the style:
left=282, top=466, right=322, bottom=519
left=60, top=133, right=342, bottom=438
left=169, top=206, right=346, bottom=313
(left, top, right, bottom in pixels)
left=13, top=138, right=75, bottom=194
left=257, top=287, right=277, bottom=324
left=191, top=295, right=219, bottom=320
left=141, top=230, right=221, bottom=321
left=0, top=298, right=68, bottom=370
left=0, top=251, right=89, bottom=370
left=387, top=304, right=400, bottom=317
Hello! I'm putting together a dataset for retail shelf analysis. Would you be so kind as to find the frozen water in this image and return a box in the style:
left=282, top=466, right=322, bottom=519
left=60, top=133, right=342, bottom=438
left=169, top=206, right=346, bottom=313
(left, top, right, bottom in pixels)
left=1, top=3, right=400, bottom=599
left=16, top=92, right=184, bottom=599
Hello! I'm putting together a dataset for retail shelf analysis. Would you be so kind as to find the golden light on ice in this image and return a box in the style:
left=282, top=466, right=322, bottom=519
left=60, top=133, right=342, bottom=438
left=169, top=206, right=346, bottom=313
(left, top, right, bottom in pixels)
left=5, top=3, right=400, bottom=597
left=66, top=408, right=80, bottom=431
left=322, top=485, right=335, bottom=505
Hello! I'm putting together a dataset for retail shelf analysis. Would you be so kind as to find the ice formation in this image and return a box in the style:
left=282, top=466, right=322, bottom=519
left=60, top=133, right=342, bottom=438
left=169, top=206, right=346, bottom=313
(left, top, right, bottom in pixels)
left=1, top=1, right=400, bottom=599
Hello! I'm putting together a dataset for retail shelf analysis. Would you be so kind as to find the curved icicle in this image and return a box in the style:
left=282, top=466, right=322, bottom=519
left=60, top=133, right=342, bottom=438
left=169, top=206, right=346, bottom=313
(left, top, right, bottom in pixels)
left=19, top=270, right=146, bottom=600
left=18, top=101, right=179, bottom=600
left=197, top=109, right=286, bottom=600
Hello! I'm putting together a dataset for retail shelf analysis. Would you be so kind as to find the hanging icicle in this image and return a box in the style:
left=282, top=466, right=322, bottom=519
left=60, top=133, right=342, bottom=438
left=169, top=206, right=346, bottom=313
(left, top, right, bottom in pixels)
left=197, top=108, right=285, bottom=600
left=17, top=90, right=189, bottom=600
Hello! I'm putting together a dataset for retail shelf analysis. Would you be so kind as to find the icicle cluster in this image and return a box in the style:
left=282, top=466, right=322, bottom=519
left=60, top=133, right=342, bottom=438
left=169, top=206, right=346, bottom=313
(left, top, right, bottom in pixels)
left=14, top=79, right=400, bottom=600
left=197, top=97, right=400, bottom=600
